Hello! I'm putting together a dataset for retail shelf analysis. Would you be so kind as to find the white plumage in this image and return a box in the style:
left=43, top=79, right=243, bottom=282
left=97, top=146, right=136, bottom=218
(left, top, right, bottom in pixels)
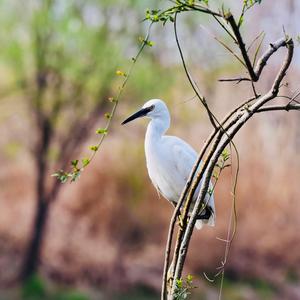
left=122, top=99, right=215, bottom=229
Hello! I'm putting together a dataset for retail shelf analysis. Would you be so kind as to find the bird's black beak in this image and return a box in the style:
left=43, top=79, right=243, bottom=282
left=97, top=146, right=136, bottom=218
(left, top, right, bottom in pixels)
left=121, top=106, right=152, bottom=125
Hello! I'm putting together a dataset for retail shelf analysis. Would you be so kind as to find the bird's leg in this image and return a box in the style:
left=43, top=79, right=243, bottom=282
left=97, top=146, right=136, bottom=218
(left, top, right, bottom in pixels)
left=196, top=206, right=212, bottom=220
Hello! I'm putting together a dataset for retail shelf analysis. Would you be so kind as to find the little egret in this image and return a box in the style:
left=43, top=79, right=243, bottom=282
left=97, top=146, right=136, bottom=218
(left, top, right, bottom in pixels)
left=122, top=99, right=215, bottom=229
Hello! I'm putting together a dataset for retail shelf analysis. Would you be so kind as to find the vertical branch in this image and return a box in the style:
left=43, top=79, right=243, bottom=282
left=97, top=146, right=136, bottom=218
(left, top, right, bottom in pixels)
left=161, top=126, right=219, bottom=300
left=225, top=13, right=257, bottom=81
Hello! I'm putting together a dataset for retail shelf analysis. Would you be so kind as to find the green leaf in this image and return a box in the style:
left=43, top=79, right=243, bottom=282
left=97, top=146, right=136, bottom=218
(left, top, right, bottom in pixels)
left=212, top=171, right=219, bottom=179
left=104, top=113, right=111, bottom=119
left=176, top=279, right=183, bottom=288
left=145, top=40, right=154, bottom=47
left=221, top=149, right=230, bottom=161
left=51, top=170, right=70, bottom=183
left=116, top=70, right=126, bottom=76
left=96, top=128, right=108, bottom=135
left=71, top=159, right=79, bottom=167
left=152, top=14, right=159, bottom=22
left=186, top=274, right=193, bottom=283
left=82, top=158, right=90, bottom=167
left=89, top=145, right=99, bottom=151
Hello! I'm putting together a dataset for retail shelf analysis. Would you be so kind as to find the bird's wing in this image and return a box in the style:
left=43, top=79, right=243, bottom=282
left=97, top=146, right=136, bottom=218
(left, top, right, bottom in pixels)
left=165, top=136, right=216, bottom=229
left=170, top=137, right=198, bottom=182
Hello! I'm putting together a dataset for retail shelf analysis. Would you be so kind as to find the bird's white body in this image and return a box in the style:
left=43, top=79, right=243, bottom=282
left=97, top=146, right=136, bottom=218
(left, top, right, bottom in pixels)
left=123, top=99, right=215, bottom=229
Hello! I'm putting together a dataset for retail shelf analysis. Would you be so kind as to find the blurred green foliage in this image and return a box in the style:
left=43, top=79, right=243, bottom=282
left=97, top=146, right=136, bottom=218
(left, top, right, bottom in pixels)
left=0, top=0, right=172, bottom=105
left=3, top=141, right=22, bottom=159
left=0, top=0, right=173, bottom=168
left=0, top=0, right=175, bottom=287
left=22, top=274, right=46, bottom=299
left=15, top=274, right=280, bottom=300
left=21, top=274, right=89, bottom=300
left=220, top=275, right=275, bottom=300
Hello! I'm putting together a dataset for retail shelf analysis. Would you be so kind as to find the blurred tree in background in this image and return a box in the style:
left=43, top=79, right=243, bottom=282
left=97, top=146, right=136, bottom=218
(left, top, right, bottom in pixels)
left=0, top=0, right=170, bottom=282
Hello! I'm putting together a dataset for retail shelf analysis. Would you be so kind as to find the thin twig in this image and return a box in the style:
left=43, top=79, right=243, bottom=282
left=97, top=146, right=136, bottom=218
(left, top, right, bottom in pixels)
left=256, top=102, right=300, bottom=113
left=218, top=77, right=251, bottom=82
left=174, top=13, right=217, bottom=129
left=252, top=32, right=265, bottom=66
left=251, top=81, right=259, bottom=98
left=217, top=142, right=239, bottom=300
left=212, top=14, right=237, bottom=43
left=246, top=31, right=265, bottom=53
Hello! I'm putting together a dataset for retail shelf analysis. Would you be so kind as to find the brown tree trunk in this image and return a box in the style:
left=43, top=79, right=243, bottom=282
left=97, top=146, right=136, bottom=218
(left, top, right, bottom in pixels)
left=21, top=197, right=49, bottom=281
left=21, top=117, right=52, bottom=281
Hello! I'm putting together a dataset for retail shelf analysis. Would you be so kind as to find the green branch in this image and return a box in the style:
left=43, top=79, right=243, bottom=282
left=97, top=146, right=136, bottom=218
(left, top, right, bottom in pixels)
left=52, top=23, right=153, bottom=183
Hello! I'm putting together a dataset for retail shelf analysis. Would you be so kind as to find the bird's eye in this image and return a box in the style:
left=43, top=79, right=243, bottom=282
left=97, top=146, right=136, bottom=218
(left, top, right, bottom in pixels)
left=143, top=104, right=155, bottom=115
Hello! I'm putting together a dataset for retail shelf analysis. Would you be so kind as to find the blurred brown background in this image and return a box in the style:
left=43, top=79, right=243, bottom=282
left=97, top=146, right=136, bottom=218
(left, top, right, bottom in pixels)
left=0, top=0, right=299, bottom=299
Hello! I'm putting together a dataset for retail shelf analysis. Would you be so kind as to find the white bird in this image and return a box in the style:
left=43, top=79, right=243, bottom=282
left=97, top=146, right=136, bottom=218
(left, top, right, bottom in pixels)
left=122, top=99, right=215, bottom=229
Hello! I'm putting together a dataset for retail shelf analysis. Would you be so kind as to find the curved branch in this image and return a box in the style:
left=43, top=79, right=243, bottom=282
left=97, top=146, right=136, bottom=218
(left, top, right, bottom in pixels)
left=170, top=37, right=294, bottom=298
left=254, top=38, right=288, bottom=79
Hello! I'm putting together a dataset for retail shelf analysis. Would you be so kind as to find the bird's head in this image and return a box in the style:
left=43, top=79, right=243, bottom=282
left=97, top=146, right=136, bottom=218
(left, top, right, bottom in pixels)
left=121, top=99, right=169, bottom=125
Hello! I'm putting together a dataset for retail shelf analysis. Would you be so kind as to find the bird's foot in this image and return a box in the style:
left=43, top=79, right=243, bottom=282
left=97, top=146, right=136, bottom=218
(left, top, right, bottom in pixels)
left=196, top=206, right=212, bottom=220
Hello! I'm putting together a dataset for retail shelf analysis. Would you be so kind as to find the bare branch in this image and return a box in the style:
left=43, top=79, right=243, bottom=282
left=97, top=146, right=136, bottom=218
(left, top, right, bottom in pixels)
left=256, top=102, right=300, bottom=113
left=225, top=13, right=257, bottom=81
left=270, top=39, right=294, bottom=94
left=218, top=77, right=251, bottom=82
left=254, top=38, right=289, bottom=80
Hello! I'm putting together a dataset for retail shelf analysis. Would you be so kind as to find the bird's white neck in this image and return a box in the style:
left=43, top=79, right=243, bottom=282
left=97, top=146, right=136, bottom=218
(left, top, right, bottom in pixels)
left=145, top=117, right=170, bottom=151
